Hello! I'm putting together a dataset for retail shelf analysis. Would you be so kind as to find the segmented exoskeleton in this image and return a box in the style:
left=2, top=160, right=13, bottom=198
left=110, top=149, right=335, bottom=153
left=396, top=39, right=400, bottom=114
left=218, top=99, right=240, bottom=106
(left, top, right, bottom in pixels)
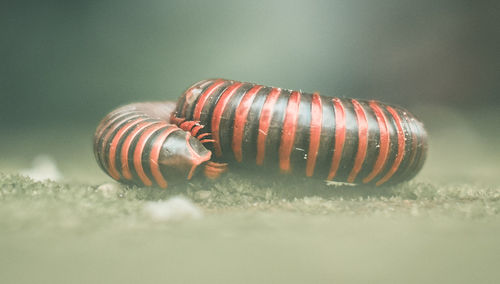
left=173, top=79, right=427, bottom=186
left=93, top=102, right=225, bottom=188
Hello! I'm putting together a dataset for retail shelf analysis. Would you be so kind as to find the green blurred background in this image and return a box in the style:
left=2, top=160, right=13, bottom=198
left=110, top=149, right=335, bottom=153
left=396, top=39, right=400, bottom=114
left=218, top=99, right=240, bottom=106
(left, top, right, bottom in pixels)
left=2, top=0, right=498, bottom=126
left=1, top=0, right=499, bottom=184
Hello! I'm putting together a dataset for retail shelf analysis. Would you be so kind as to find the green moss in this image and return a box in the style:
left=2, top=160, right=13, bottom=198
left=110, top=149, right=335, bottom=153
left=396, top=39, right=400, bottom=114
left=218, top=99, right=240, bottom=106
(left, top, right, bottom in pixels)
left=1, top=171, right=498, bottom=235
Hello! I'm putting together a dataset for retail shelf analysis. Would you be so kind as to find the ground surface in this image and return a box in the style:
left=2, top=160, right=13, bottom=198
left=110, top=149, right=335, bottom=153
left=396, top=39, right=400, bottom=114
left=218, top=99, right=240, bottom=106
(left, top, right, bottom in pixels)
left=1, top=106, right=499, bottom=284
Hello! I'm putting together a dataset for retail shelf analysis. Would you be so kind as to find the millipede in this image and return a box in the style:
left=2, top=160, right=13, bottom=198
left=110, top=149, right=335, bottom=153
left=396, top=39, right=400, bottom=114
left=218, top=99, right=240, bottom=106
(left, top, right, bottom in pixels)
left=94, top=78, right=427, bottom=188
left=172, top=78, right=427, bottom=186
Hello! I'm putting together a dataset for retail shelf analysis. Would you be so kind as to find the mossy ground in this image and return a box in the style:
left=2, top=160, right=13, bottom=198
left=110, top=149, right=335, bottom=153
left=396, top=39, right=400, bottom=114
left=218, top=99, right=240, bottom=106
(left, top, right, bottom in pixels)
left=1, top=106, right=499, bottom=283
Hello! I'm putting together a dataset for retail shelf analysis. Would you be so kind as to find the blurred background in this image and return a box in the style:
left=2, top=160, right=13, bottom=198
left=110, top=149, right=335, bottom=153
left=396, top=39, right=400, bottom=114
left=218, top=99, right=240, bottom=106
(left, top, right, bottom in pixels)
left=1, top=0, right=499, bottom=184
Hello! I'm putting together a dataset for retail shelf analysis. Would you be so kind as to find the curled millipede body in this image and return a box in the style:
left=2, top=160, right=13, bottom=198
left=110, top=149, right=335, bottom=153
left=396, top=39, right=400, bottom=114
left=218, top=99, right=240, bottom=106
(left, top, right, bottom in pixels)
left=173, top=79, right=428, bottom=186
left=93, top=102, right=225, bottom=188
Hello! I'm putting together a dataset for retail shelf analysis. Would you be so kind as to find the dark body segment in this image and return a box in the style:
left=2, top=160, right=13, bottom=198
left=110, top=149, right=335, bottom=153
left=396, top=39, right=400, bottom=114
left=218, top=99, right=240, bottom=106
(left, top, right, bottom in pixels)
left=174, top=79, right=428, bottom=186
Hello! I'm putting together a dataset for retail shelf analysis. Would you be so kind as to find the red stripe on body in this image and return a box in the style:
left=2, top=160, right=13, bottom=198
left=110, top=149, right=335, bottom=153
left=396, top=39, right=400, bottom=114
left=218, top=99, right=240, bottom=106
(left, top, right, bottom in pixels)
left=133, top=124, right=168, bottom=186
left=107, top=117, right=147, bottom=180
left=149, top=126, right=179, bottom=188
left=211, top=82, right=244, bottom=157
left=256, top=88, right=281, bottom=165
left=327, top=99, right=346, bottom=180
left=181, top=79, right=212, bottom=117
left=362, top=101, right=390, bottom=183
left=279, top=91, right=301, bottom=173
left=96, top=110, right=137, bottom=144
left=306, top=93, right=322, bottom=177
left=98, top=113, right=141, bottom=166
left=347, top=99, right=369, bottom=183
left=231, top=85, right=263, bottom=162
left=192, top=79, right=226, bottom=121
left=120, top=121, right=158, bottom=180
left=376, top=106, right=406, bottom=186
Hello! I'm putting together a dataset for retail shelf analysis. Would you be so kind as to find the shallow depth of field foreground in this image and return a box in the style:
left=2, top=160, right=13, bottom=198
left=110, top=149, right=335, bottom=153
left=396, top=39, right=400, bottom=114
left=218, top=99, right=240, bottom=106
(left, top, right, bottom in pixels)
left=0, top=107, right=499, bottom=284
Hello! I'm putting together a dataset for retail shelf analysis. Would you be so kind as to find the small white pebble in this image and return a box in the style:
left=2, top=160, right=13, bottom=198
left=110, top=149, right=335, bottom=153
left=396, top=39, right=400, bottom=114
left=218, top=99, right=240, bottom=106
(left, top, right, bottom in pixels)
left=193, top=190, right=212, bottom=201
left=97, top=182, right=122, bottom=198
left=20, top=155, right=63, bottom=181
left=144, top=196, right=203, bottom=222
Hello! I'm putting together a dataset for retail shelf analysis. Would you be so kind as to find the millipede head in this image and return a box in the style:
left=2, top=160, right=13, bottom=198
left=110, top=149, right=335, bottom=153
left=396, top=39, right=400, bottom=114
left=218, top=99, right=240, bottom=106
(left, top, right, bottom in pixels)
left=156, top=130, right=213, bottom=182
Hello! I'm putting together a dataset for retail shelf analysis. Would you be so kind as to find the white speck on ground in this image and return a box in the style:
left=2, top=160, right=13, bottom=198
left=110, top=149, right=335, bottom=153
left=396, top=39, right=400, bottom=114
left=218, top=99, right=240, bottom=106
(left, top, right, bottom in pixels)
left=193, top=190, right=212, bottom=201
left=19, top=155, right=63, bottom=182
left=97, top=182, right=122, bottom=198
left=143, top=196, right=203, bottom=222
